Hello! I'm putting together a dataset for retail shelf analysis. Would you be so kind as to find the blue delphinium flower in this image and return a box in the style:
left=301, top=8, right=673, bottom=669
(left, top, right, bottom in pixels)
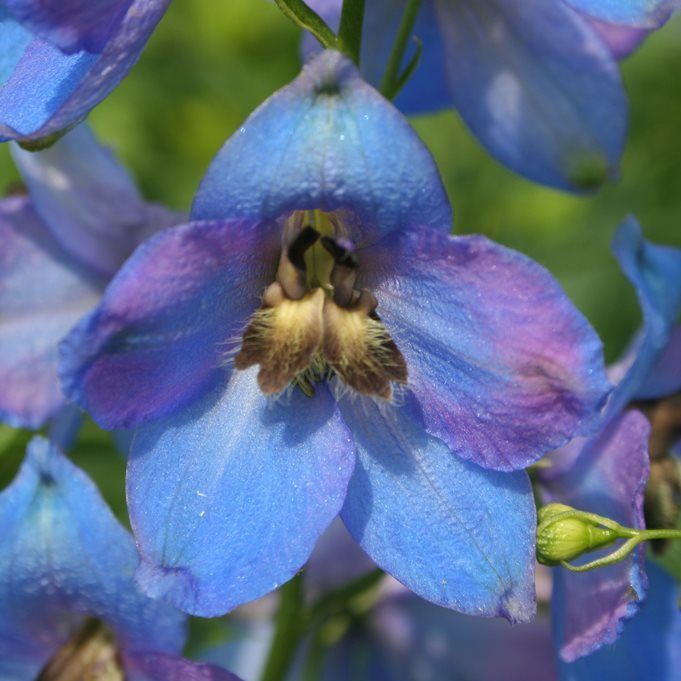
left=0, top=123, right=182, bottom=428
left=0, top=0, right=169, bottom=145
left=0, top=436, right=241, bottom=681
left=304, top=0, right=679, bottom=192
left=61, top=50, right=610, bottom=621
left=539, top=218, right=681, bottom=661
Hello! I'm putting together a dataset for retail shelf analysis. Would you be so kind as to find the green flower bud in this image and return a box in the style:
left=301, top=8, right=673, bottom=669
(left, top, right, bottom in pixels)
left=536, top=504, right=619, bottom=566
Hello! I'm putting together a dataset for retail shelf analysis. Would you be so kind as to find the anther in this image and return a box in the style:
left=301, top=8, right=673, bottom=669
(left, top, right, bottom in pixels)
left=321, top=236, right=358, bottom=308
left=277, top=225, right=320, bottom=300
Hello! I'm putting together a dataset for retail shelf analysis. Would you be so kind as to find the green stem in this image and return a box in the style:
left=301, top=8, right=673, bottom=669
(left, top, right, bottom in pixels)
left=338, top=0, right=366, bottom=65
left=259, top=573, right=305, bottom=681
left=273, top=0, right=338, bottom=51
left=308, top=568, right=384, bottom=623
left=380, top=0, right=422, bottom=99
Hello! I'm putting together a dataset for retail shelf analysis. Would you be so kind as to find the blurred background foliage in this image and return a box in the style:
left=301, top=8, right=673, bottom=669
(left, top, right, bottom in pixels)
left=0, top=0, right=680, bottom=651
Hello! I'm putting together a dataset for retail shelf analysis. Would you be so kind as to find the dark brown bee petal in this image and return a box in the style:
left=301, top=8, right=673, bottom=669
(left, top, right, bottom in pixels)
left=322, top=293, right=407, bottom=400
left=235, top=287, right=325, bottom=395
left=37, top=619, right=124, bottom=681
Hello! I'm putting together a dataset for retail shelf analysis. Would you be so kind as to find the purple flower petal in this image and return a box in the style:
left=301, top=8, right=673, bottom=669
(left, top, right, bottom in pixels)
left=0, top=195, right=102, bottom=428
left=362, top=226, right=609, bottom=471
left=192, top=50, right=451, bottom=244
left=581, top=14, right=652, bottom=58
left=541, top=409, right=650, bottom=661
left=126, top=651, right=241, bottom=681
left=60, top=218, right=280, bottom=429
left=636, top=325, right=681, bottom=399
left=562, top=0, right=679, bottom=28
left=4, top=0, right=134, bottom=53
left=339, top=392, right=536, bottom=622
left=0, top=437, right=185, bottom=679
left=129, top=370, right=355, bottom=616
left=435, top=0, right=626, bottom=191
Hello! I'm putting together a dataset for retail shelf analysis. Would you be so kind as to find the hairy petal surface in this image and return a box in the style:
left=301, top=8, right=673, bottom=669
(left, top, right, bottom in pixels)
left=192, top=50, right=451, bottom=243
left=0, top=0, right=169, bottom=143
left=0, top=437, right=185, bottom=680
left=11, top=125, right=180, bottom=276
left=434, top=0, right=626, bottom=191
left=606, top=218, right=681, bottom=417
left=561, top=563, right=681, bottom=680
left=362, top=227, right=609, bottom=471
left=126, top=652, right=241, bottom=681
left=0, top=196, right=102, bottom=428
left=61, top=218, right=279, bottom=429
left=562, top=0, right=679, bottom=27
left=340, top=393, right=536, bottom=622
left=4, top=0, right=134, bottom=53
left=129, top=369, right=355, bottom=616
left=541, top=410, right=650, bottom=661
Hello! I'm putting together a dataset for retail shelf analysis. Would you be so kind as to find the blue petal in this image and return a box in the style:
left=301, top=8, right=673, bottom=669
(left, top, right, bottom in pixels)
left=636, top=325, right=681, bottom=399
left=0, top=195, right=102, bottom=428
left=607, top=217, right=681, bottom=417
left=561, top=562, right=681, bottom=680
left=361, top=226, right=609, bottom=471
left=5, top=0, right=134, bottom=53
left=129, top=368, right=355, bottom=616
left=0, top=1, right=169, bottom=143
left=60, top=218, right=279, bottom=429
left=126, top=651, right=241, bottom=681
left=192, top=50, right=451, bottom=243
left=0, top=437, right=185, bottom=679
left=339, top=392, right=536, bottom=622
left=435, top=0, right=627, bottom=191
left=11, top=125, right=180, bottom=277
left=562, top=0, right=679, bottom=28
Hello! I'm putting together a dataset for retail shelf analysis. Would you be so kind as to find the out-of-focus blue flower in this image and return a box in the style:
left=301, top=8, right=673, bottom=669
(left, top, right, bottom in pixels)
left=539, top=217, right=681, bottom=661
left=0, top=435, right=241, bottom=681
left=61, top=51, right=609, bottom=621
left=0, top=124, right=182, bottom=428
left=0, top=0, right=169, bottom=145
left=304, top=0, right=678, bottom=192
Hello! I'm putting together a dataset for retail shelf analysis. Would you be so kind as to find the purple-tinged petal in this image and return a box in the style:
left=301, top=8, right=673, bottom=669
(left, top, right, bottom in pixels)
left=606, top=218, right=681, bottom=418
left=581, top=15, right=652, bottom=59
left=10, top=125, right=180, bottom=277
left=434, top=0, right=626, bottom=192
left=561, top=562, right=681, bottom=680
left=60, top=218, right=279, bottom=429
left=4, top=0, right=134, bottom=53
left=192, top=50, right=451, bottom=244
left=0, top=0, right=169, bottom=144
left=129, top=369, right=355, bottom=616
left=361, top=226, right=609, bottom=472
left=562, top=0, right=679, bottom=28
left=636, top=325, right=681, bottom=399
left=125, top=651, right=241, bottom=681
left=0, top=195, right=102, bottom=428
left=0, top=437, right=185, bottom=680
left=541, top=409, right=650, bottom=661
left=339, top=392, right=536, bottom=622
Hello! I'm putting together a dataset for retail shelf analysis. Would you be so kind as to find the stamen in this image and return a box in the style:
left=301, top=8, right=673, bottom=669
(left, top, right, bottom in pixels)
left=321, top=236, right=358, bottom=308
left=277, top=226, right=320, bottom=300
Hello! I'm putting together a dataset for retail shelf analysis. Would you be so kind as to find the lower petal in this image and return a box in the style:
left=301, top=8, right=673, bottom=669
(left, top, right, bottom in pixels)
left=129, top=369, right=355, bottom=616
left=126, top=651, right=241, bottom=681
left=339, top=393, right=536, bottom=622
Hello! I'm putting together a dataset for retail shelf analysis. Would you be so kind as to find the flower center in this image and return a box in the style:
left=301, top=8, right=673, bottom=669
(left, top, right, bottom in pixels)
left=37, top=619, right=124, bottom=681
left=235, top=210, right=407, bottom=399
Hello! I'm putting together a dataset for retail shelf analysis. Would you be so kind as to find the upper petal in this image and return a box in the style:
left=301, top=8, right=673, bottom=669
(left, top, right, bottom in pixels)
left=541, top=409, right=650, bottom=661
left=0, top=0, right=169, bottom=144
left=4, top=0, right=134, bottom=53
left=129, top=369, right=355, bottom=616
left=126, top=651, right=241, bottom=681
left=435, top=0, right=627, bottom=191
left=340, top=392, right=536, bottom=622
left=192, top=50, right=451, bottom=244
left=606, top=218, right=681, bottom=417
left=581, top=15, right=652, bottom=59
left=60, top=218, right=279, bottom=429
left=562, top=0, right=679, bottom=28
left=361, top=226, right=609, bottom=471
left=0, top=437, right=185, bottom=680
left=0, top=195, right=102, bottom=428
left=10, top=125, right=179, bottom=276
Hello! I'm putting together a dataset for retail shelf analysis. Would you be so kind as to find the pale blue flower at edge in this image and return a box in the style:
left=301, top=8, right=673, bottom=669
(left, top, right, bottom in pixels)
left=61, top=50, right=611, bottom=622
left=0, top=436, right=241, bottom=681
left=538, top=219, right=681, bottom=663
left=0, top=0, right=169, bottom=144
left=0, top=123, right=184, bottom=429
left=304, top=0, right=679, bottom=192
